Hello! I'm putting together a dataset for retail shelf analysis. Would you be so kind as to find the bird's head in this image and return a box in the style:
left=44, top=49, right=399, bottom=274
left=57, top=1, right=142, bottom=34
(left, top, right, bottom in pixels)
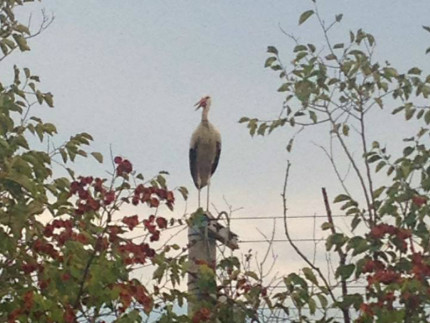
left=194, top=95, right=211, bottom=110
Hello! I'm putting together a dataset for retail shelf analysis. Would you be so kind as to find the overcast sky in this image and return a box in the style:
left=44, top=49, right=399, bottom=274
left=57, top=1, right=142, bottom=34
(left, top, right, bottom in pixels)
left=6, top=0, right=430, bottom=288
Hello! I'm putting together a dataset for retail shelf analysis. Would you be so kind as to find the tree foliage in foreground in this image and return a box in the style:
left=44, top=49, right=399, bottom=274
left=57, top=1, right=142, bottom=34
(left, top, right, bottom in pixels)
left=242, top=1, right=430, bottom=322
left=0, top=1, right=188, bottom=322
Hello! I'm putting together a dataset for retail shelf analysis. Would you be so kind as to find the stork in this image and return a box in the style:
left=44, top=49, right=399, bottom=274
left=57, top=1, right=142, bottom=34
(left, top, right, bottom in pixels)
left=189, top=95, right=221, bottom=210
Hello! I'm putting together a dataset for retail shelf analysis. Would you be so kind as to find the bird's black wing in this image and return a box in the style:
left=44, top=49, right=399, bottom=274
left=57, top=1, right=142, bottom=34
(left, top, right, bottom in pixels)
left=211, top=140, right=221, bottom=175
left=189, top=141, right=199, bottom=188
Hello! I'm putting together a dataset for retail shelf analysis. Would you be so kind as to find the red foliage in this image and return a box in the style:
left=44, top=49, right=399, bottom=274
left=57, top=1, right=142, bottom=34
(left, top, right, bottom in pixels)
left=38, top=279, right=50, bottom=290
left=143, top=215, right=160, bottom=242
left=156, top=217, right=168, bottom=229
left=63, top=305, right=76, bottom=323
left=150, top=197, right=160, bottom=208
left=360, top=303, right=374, bottom=316
left=118, top=241, right=155, bottom=265
left=192, top=307, right=211, bottom=323
left=108, top=225, right=123, bottom=243
left=104, top=190, right=115, bottom=205
left=115, top=157, right=133, bottom=176
left=367, top=269, right=402, bottom=285
left=116, top=282, right=153, bottom=314
left=23, top=290, right=34, bottom=311
left=22, top=262, right=38, bottom=274
left=362, top=259, right=385, bottom=273
left=75, top=233, right=88, bottom=244
left=412, top=195, right=427, bottom=207
left=369, top=223, right=411, bottom=252
left=411, top=252, right=430, bottom=281
left=122, top=215, right=139, bottom=231
left=8, top=308, right=22, bottom=323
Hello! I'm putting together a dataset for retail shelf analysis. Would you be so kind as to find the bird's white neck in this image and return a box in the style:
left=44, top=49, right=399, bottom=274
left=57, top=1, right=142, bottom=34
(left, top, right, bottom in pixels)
left=201, top=106, right=210, bottom=122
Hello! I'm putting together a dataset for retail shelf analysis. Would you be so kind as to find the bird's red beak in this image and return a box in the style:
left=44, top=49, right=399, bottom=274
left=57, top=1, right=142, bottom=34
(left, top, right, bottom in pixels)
left=194, top=97, right=207, bottom=110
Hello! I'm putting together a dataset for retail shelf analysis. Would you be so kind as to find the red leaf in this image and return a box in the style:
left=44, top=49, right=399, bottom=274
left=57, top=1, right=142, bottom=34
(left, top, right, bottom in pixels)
left=156, top=217, right=167, bottom=229
left=122, top=215, right=139, bottom=230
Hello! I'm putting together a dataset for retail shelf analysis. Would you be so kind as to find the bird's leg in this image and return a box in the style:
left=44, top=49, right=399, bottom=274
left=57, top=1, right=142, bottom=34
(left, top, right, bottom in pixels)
left=206, top=182, right=210, bottom=211
left=198, top=188, right=201, bottom=209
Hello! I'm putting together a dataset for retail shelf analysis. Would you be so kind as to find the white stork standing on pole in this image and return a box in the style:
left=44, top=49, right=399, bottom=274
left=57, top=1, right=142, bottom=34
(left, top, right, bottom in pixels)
left=189, top=95, right=221, bottom=210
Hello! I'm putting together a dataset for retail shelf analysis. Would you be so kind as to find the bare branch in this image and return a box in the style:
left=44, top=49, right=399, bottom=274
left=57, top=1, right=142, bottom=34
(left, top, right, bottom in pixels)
left=281, top=161, right=337, bottom=303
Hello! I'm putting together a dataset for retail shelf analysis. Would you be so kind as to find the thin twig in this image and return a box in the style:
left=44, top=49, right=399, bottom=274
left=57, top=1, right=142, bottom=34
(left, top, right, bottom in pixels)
left=281, top=161, right=337, bottom=303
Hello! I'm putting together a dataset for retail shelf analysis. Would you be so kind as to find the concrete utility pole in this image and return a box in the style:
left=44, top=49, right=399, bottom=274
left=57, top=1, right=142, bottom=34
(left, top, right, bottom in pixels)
left=187, top=210, right=238, bottom=316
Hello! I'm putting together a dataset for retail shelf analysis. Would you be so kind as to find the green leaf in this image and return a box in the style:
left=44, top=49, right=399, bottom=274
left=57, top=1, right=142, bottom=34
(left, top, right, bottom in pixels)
left=267, top=46, right=278, bottom=55
left=408, top=67, right=421, bottom=75
left=333, top=194, right=350, bottom=203
left=405, top=107, right=415, bottom=120
left=321, top=222, right=333, bottom=231
left=375, top=160, right=386, bottom=173
left=392, top=105, right=404, bottom=115
left=350, top=215, right=361, bottom=231
left=309, top=110, right=317, bottom=123
left=15, top=24, right=30, bottom=35
left=375, top=97, right=383, bottom=108
left=248, top=119, right=258, bottom=136
left=317, top=293, right=328, bottom=309
left=307, top=43, right=316, bottom=52
left=383, top=67, right=398, bottom=79
left=308, top=297, right=317, bottom=315
left=403, top=146, right=414, bottom=156
left=349, top=31, right=355, bottom=43
left=244, top=271, right=259, bottom=280
left=43, top=123, right=57, bottom=134
left=295, top=51, right=307, bottom=61
left=423, top=25, right=430, bottom=33
left=285, top=273, right=307, bottom=289
left=91, top=152, right=103, bottom=163
left=44, top=93, right=54, bottom=107
left=293, top=45, right=307, bottom=52
left=302, top=267, right=318, bottom=285
left=12, top=34, right=30, bottom=51
left=425, top=110, right=430, bottom=124
left=278, top=83, right=289, bottom=92
left=257, top=123, right=268, bottom=136
left=335, top=264, right=355, bottom=280
left=326, top=233, right=347, bottom=251
left=333, top=43, right=344, bottom=49
left=156, top=174, right=167, bottom=189
left=59, top=148, right=67, bottom=163
left=178, top=186, right=188, bottom=200
left=367, top=33, right=375, bottom=46
left=335, top=14, right=343, bottom=22
left=286, top=137, right=294, bottom=152
left=372, top=186, right=385, bottom=199
left=347, top=236, right=369, bottom=255
left=342, top=124, right=349, bottom=136
left=298, top=10, right=314, bottom=25
left=239, top=117, right=250, bottom=123
left=264, top=56, right=277, bottom=67
left=367, top=154, right=381, bottom=163
left=325, top=54, right=337, bottom=61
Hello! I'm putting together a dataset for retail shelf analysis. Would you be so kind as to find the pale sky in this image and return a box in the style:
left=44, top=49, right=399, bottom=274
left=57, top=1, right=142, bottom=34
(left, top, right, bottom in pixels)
left=6, top=0, right=430, bottom=305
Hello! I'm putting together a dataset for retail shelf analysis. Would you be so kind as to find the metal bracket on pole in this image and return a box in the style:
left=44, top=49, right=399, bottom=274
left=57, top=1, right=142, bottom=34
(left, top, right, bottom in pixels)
left=204, top=211, right=239, bottom=250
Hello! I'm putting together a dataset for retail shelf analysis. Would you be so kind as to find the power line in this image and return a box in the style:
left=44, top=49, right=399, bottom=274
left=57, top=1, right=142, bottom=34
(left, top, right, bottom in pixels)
left=229, top=214, right=347, bottom=220
left=239, top=238, right=326, bottom=243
